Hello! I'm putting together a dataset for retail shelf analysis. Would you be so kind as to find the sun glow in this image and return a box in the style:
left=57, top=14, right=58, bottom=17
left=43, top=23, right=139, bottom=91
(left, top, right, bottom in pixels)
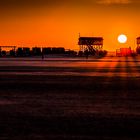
left=118, top=34, right=127, bottom=44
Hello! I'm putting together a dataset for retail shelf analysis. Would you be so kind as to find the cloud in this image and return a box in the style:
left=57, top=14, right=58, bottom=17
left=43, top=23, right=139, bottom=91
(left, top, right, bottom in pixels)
left=0, top=0, right=138, bottom=10
left=0, top=0, right=139, bottom=15
left=97, top=0, right=132, bottom=4
left=0, top=0, right=108, bottom=9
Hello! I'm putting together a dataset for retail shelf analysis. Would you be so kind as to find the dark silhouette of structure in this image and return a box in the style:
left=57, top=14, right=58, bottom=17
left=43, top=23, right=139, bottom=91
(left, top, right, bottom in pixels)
left=42, top=47, right=52, bottom=55
left=23, top=48, right=31, bottom=56
left=51, top=47, right=65, bottom=54
left=116, top=47, right=133, bottom=56
left=32, top=47, right=42, bottom=56
left=16, top=48, right=23, bottom=56
left=78, top=36, right=103, bottom=55
left=41, top=52, right=44, bottom=60
left=65, top=49, right=77, bottom=56
left=136, top=37, right=140, bottom=54
left=0, top=46, right=16, bottom=56
left=84, top=49, right=89, bottom=59
left=16, top=47, right=31, bottom=56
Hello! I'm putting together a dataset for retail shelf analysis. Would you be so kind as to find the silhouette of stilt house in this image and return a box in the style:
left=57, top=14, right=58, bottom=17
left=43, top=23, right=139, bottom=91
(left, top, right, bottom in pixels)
left=136, top=37, right=140, bottom=54
left=78, top=36, right=103, bottom=55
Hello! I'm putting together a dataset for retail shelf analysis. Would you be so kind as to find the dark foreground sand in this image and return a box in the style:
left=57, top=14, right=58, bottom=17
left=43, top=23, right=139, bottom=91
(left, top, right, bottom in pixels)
left=0, top=74, right=140, bottom=139
left=0, top=57, right=140, bottom=139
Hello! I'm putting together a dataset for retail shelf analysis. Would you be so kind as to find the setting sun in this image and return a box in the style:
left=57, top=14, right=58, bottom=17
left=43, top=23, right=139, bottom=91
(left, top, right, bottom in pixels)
left=0, top=0, right=140, bottom=51
left=118, top=34, right=127, bottom=44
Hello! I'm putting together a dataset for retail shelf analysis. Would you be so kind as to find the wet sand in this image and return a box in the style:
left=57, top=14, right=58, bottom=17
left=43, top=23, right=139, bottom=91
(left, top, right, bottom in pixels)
left=0, top=57, right=140, bottom=139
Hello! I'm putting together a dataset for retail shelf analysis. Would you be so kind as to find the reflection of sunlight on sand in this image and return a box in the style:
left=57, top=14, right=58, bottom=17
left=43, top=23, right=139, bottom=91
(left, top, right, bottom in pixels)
left=1, top=57, right=140, bottom=77
left=125, top=57, right=132, bottom=77
left=129, top=57, right=140, bottom=77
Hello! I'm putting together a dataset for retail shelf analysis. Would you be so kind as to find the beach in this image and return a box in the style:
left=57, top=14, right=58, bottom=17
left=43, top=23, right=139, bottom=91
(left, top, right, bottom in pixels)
left=0, top=56, right=140, bottom=139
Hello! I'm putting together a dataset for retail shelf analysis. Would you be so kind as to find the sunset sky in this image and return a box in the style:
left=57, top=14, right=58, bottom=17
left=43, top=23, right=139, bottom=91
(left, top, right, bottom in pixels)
left=0, top=0, right=140, bottom=51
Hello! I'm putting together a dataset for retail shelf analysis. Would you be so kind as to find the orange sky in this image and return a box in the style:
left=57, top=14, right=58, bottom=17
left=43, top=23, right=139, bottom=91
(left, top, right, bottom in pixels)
left=0, top=0, right=140, bottom=51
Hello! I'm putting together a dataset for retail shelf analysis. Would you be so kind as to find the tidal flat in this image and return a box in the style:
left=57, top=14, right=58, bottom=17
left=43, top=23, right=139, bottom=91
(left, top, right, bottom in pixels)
left=0, top=57, right=140, bottom=139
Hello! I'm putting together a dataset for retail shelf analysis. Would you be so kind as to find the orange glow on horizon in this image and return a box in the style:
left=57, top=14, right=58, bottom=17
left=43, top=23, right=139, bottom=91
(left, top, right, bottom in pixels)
left=0, top=1, right=140, bottom=51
